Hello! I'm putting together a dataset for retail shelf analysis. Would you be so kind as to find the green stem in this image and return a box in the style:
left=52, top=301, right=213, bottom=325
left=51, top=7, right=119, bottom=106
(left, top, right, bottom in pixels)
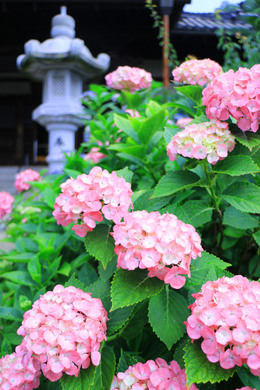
left=201, top=160, right=224, bottom=255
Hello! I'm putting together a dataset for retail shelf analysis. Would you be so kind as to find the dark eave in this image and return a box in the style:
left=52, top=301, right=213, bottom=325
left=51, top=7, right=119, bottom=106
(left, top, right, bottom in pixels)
left=173, top=11, right=253, bottom=35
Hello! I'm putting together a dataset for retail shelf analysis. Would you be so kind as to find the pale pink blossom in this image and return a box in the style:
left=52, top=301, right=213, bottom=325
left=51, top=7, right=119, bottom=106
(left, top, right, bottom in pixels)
left=17, top=285, right=108, bottom=382
left=176, top=117, right=193, bottom=128
left=203, top=65, right=260, bottom=132
left=53, top=167, right=133, bottom=237
left=167, top=120, right=235, bottom=165
left=0, top=192, right=14, bottom=219
left=15, top=169, right=40, bottom=192
left=186, top=276, right=260, bottom=375
left=83, top=147, right=107, bottom=164
left=105, top=66, right=152, bottom=93
left=110, top=358, right=199, bottom=389
left=112, top=210, right=203, bottom=289
left=0, top=340, right=41, bottom=390
left=172, top=58, right=222, bottom=86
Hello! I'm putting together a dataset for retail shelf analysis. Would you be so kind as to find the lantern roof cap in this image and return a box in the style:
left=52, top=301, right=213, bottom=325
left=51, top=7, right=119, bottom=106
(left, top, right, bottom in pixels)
left=17, top=6, right=110, bottom=81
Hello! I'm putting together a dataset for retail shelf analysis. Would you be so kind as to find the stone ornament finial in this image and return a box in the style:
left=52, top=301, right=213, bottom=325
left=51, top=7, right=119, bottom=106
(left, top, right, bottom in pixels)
left=51, top=5, right=76, bottom=39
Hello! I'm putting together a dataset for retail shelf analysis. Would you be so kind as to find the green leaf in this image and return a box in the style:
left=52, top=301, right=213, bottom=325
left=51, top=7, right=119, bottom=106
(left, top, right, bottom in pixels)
left=60, top=364, right=97, bottom=390
left=111, top=269, right=164, bottom=311
left=253, top=231, right=260, bottom=246
left=175, top=85, right=204, bottom=104
left=164, top=126, right=179, bottom=144
left=117, top=152, right=146, bottom=167
left=43, top=188, right=57, bottom=208
left=85, top=224, right=115, bottom=269
left=64, top=168, right=82, bottom=179
left=237, top=365, right=260, bottom=390
left=64, top=274, right=85, bottom=290
left=1, top=271, right=37, bottom=287
left=138, top=110, right=166, bottom=146
left=173, top=335, right=189, bottom=369
left=107, top=306, right=133, bottom=336
left=185, top=251, right=232, bottom=291
left=223, top=206, right=259, bottom=230
left=162, top=203, right=191, bottom=224
left=58, top=262, right=72, bottom=276
left=42, top=257, right=61, bottom=285
left=222, top=182, right=260, bottom=213
left=4, top=323, right=23, bottom=345
left=109, top=144, right=144, bottom=157
left=120, top=301, right=148, bottom=340
left=114, top=114, right=140, bottom=144
left=117, top=350, right=140, bottom=374
left=28, top=256, right=41, bottom=284
left=89, top=345, right=116, bottom=390
left=16, top=237, right=38, bottom=253
left=0, top=306, right=23, bottom=321
left=120, top=90, right=141, bottom=109
left=115, top=167, right=134, bottom=183
left=0, top=252, right=35, bottom=263
left=152, top=171, right=202, bottom=198
left=1, top=337, right=12, bottom=356
left=182, top=200, right=213, bottom=227
left=133, top=190, right=171, bottom=212
left=87, top=279, right=111, bottom=308
left=184, top=340, right=235, bottom=387
left=166, top=102, right=195, bottom=117
left=148, top=289, right=189, bottom=349
left=233, top=126, right=260, bottom=150
left=98, top=256, right=117, bottom=281
left=212, top=155, right=260, bottom=176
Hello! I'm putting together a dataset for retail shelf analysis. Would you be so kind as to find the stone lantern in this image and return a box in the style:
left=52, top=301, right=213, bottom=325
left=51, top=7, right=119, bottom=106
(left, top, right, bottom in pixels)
left=17, top=6, right=110, bottom=173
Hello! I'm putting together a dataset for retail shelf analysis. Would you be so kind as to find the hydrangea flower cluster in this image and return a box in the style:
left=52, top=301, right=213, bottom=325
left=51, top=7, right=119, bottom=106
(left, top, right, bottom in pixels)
left=176, top=117, right=193, bottom=128
left=53, top=166, right=133, bottom=237
left=111, top=358, right=199, bottom=390
left=83, top=147, right=107, bottom=164
left=15, top=169, right=41, bottom=192
left=17, top=285, right=108, bottom=382
left=0, top=191, right=14, bottom=219
left=167, top=120, right=235, bottom=165
left=105, top=66, right=152, bottom=93
left=202, top=64, right=260, bottom=132
left=186, top=275, right=260, bottom=373
left=172, top=58, right=222, bottom=86
left=0, top=341, right=41, bottom=390
left=112, top=210, right=203, bottom=289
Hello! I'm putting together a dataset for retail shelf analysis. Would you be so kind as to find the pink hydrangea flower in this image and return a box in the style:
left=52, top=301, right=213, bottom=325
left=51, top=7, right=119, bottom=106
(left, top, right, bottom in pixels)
left=172, top=58, right=222, bottom=86
left=111, top=358, right=199, bottom=390
left=0, top=341, right=41, bottom=390
left=236, top=388, right=257, bottom=390
left=185, top=275, right=260, bottom=374
left=15, top=169, right=41, bottom=192
left=83, top=147, right=107, bottom=164
left=112, top=210, right=203, bottom=289
left=0, top=192, right=14, bottom=219
left=202, top=64, right=260, bottom=132
left=176, top=117, right=193, bottom=128
left=17, top=285, right=108, bottom=382
left=53, top=166, right=133, bottom=237
left=125, top=109, right=141, bottom=118
left=166, top=120, right=235, bottom=165
left=105, top=66, right=152, bottom=93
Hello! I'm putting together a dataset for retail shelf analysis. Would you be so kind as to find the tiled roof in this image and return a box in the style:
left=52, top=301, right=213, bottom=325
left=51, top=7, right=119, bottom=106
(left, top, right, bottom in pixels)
left=174, top=12, right=253, bottom=34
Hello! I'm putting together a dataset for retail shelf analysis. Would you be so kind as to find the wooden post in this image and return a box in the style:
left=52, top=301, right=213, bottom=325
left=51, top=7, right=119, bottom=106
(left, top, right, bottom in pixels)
left=163, top=14, right=170, bottom=88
